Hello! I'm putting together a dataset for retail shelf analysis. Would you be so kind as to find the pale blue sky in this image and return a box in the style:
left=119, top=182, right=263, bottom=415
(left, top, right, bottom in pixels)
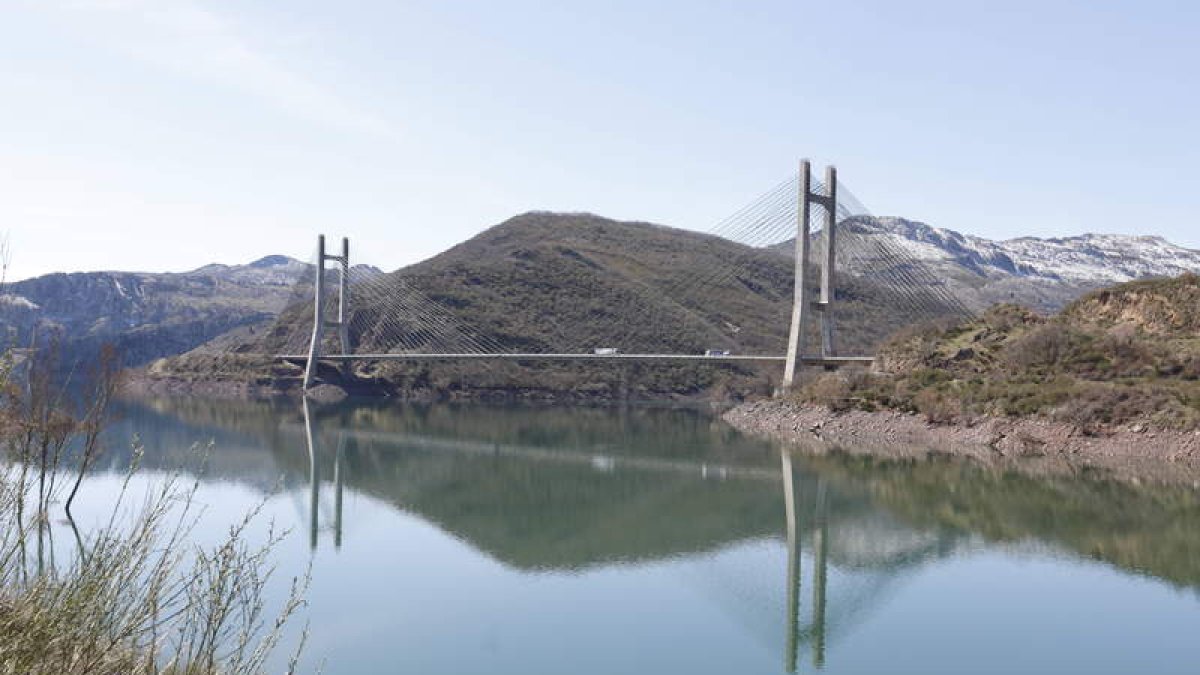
left=2, top=0, right=1197, bottom=280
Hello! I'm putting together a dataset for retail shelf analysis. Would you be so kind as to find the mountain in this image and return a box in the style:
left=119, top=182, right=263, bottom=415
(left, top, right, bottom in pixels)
left=0, top=256, right=349, bottom=368
left=774, top=217, right=1200, bottom=312
left=335, top=212, right=966, bottom=356
left=875, top=218, right=1199, bottom=280
left=187, top=255, right=312, bottom=285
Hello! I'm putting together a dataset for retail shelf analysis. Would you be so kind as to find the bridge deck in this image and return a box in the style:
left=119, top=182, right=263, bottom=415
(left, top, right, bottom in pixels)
left=286, top=422, right=783, bottom=481
left=278, top=353, right=874, bottom=365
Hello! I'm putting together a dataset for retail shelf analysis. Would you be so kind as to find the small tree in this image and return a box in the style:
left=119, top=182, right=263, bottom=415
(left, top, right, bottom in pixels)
left=65, top=343, right=123, bottom=518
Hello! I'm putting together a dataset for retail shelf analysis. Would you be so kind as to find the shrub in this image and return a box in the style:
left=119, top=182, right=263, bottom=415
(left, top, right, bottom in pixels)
left=981, top=303, right=1043, bottom=332
left=1002, top=322, right=1081, bottom=369
left=1051, top=382, right=1189, bottom=432
left=1180, top=356, right=1200, bottom=381
left=803, top=373, right=853, bottom=412
left=913, top=389, right=961, bottom=424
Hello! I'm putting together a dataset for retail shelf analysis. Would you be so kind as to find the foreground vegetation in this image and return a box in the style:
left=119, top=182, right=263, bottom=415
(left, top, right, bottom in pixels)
left=0, top=343, right=305, bottom=673
left=793, top=273, right=1200, bottom=431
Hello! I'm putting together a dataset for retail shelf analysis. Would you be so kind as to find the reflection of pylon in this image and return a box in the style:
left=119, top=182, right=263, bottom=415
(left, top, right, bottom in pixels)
left=782, top=451, right=800, bottom=673
left=784, top=160, right=839, bottom=389
left=782, top=451, right=830, bottom=672
left=334, top=435, right=344, bottom=549
left=302, top=398, right=345, bottom=551
left=812, top=478, right=828, bottom=669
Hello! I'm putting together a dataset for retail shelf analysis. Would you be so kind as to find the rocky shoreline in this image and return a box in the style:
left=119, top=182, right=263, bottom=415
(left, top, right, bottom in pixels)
left=123, top=370, right=725, bottom=405
left=723, top=399, right=1200, bottom=487
left=124, top=376, right=297, bottom=400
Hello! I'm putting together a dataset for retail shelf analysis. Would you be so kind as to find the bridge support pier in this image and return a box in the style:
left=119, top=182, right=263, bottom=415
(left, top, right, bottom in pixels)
left=303, top=235, right=352, bottom=390
left=783, top=160, right=839, bottom=390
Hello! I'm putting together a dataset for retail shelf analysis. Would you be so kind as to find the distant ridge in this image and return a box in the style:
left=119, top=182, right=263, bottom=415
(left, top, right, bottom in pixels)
left=248, top=254, right=296, bottom=268
left=774, top=216, right=1200, bottom=312
left=0, top=255, right=316, bottom=368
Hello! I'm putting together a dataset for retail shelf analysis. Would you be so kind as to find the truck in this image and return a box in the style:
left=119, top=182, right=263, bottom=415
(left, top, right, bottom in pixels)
left=593, top=347, right=620, bottom=355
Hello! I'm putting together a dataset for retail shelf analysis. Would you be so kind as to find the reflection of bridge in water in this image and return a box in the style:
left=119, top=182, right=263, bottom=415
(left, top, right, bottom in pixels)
left=97, top=396, right=1200, bottom=672
left=101, top=394, right=1200, bottom=670
left=297, top=399, right=954, bottom=671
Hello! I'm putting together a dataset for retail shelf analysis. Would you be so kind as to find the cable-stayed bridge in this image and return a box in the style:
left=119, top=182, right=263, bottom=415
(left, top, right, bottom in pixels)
left=222, top=160, right=972, bottom=391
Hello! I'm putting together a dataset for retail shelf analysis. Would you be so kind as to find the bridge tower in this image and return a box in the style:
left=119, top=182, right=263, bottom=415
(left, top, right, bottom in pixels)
left=304, top=235, right=352, bottom=389
left=783, top=160, right=838, bottom=389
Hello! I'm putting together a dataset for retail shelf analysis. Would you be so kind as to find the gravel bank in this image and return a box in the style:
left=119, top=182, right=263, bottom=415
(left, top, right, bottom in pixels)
left=724, top=399, right=1200, bottom=487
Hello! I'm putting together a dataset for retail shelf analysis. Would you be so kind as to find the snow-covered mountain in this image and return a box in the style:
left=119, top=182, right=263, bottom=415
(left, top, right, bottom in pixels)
left=777, top=217, right=1200, bottom=312
left=188, top=254, right=314, bottom=286
left=862, top=217, right=1200, bottom=284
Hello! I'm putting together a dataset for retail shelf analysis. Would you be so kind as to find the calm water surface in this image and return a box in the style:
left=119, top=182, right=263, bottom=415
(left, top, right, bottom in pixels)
left=67, top=398, right=1200, bottom=674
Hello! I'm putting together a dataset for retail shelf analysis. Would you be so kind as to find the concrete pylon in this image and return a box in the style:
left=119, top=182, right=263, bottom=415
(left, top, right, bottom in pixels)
left=783, top=161, right=839, bottom=389
left=304, top=235, right=352, bottom=390
left=818, top=166, right=838, bottom=360
left=783, top=161, right=812, bottom=390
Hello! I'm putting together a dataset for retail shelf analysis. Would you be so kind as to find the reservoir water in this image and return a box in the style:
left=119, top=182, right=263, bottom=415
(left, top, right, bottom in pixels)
left=66, top=398, right=1200, bottom=674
